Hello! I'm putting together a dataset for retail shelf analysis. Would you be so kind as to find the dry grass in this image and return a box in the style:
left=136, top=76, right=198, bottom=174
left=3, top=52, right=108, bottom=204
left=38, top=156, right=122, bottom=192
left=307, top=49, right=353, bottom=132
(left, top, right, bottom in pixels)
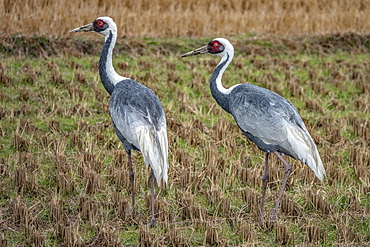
left=1, top=0, right=370, bottom=37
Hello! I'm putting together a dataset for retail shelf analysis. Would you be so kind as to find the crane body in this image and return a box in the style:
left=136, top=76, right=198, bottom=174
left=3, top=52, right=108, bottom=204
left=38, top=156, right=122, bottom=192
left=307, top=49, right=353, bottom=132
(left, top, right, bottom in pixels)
left=70, top=17, right=168, bottom=227
left=182, top=38, right=325, bottom=223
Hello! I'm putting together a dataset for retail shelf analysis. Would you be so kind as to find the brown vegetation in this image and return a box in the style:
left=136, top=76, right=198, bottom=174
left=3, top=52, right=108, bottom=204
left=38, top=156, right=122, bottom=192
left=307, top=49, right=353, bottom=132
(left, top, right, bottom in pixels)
left=1, top=0, right=369, bottom=37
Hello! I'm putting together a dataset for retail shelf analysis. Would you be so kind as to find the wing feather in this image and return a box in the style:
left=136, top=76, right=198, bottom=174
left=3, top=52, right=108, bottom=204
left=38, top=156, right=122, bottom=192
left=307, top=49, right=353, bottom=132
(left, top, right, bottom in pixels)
left=109, top=81, right=169, bottom=185
left=228, top=84, right=325, bottom=180
left=229, top=85, right=294, bottom=152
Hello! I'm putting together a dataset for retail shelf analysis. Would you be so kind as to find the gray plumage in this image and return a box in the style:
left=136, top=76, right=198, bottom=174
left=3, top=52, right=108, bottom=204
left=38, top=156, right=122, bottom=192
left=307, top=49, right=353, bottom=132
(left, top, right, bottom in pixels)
left=182, top=38, right=325, bottom=223
left=110, top=79, right=168, bottom=185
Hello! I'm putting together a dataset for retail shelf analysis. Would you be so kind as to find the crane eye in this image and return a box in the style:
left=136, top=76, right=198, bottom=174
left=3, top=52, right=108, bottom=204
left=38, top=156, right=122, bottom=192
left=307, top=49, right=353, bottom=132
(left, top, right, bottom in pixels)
left=208, top=41, right=225, bottom=54
left=94, top=19, right=106, bottom=29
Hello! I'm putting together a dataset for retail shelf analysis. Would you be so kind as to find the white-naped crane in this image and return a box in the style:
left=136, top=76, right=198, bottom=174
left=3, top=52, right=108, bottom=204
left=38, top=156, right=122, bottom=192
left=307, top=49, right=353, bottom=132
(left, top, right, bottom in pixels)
left=70, top=17, right=168, bottom=227
left=182, top=38, right=326, bottom=224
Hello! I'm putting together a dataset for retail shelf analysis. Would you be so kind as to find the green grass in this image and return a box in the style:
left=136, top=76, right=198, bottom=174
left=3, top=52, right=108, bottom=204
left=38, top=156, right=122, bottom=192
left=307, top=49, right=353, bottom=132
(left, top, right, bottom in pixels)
left=0, top=35, right=369, bottom=246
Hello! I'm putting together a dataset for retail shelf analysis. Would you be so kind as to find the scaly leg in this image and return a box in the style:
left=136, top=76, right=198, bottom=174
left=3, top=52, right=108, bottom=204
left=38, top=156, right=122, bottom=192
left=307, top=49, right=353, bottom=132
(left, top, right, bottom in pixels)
left=271, top=152, right=292, bottom=221
left=259, top=153, right=270, bottom=225
left=127, top=150, right=135, bottom=217
left=149, top=169, right=156, bottom=227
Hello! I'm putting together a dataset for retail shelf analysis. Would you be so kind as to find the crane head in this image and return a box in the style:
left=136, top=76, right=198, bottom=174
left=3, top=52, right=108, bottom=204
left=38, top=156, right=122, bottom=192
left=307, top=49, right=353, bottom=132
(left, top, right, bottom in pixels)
left=181, top=38, right=233, bottom=58
left=69, top=17, right=117, bottom=36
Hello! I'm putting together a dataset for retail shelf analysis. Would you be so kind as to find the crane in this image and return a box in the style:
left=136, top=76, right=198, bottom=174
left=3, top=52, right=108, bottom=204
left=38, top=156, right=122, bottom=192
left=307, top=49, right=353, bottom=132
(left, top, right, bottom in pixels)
left=69, top=17, right=168, bottom=227
left=182, top=38, right=326, bottom=223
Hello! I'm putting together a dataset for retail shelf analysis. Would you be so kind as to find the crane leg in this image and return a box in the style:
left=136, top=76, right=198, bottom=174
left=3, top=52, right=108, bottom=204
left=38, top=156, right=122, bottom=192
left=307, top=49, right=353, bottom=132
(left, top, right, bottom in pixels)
left=127, top=150, right=135, bottom=217
left=149, top=169, right=156, bottom=227
left=271, top=151, right=292, bottom=221
left=259, top=153, right=270, bottom=225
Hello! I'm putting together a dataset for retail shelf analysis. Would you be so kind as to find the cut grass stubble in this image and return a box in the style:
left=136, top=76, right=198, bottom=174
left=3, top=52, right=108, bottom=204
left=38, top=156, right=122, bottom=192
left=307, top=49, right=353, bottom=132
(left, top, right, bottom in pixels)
left=0, top=35, right=369, bottom=246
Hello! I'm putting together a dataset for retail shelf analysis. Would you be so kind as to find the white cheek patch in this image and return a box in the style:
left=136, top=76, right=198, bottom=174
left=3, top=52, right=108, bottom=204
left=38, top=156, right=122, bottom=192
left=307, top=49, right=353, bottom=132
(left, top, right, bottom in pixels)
left=218, top=84, right=240, bottom=95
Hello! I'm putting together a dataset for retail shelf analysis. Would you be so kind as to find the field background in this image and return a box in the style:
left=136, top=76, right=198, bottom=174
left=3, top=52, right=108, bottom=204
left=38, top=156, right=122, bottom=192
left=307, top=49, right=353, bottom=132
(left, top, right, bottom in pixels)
left=1, top=0, right=370, bottom=37
left=0, top=0, right=369, bottom=246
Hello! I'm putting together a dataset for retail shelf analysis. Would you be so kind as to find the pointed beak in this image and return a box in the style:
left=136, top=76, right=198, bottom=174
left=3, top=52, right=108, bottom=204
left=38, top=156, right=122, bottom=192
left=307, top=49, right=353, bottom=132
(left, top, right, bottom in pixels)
left=69, top=23, right=94, bottom=33
left=181, top=45, right=208, bottom=57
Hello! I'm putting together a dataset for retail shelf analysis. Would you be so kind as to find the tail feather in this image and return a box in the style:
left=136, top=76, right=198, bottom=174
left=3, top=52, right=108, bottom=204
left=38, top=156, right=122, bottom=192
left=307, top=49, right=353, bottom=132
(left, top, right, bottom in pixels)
left=307, top=148, right=325, bottom=181
left=288, top=128, right=326, bottom=181
left=137, top=127, right=169, bottom=186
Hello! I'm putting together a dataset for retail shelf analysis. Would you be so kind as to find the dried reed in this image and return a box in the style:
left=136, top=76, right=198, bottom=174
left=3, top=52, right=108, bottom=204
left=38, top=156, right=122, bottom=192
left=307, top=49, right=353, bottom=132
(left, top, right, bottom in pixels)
left=1, top=0, right=369, bottom=37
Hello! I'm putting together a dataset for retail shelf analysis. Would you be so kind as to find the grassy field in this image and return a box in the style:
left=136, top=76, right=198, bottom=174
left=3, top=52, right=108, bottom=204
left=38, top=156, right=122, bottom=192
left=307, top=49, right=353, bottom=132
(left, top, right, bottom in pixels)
left=0, top=33, right=369, bottom=246
left=0, top=0, right=370, bottom=246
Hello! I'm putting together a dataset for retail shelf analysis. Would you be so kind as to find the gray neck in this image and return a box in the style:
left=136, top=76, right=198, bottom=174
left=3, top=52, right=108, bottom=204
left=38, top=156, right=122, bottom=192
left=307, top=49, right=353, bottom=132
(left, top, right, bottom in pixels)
left=210, top=54, right=231, bottom=113
left=99, top=30, right=117, bottom=95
